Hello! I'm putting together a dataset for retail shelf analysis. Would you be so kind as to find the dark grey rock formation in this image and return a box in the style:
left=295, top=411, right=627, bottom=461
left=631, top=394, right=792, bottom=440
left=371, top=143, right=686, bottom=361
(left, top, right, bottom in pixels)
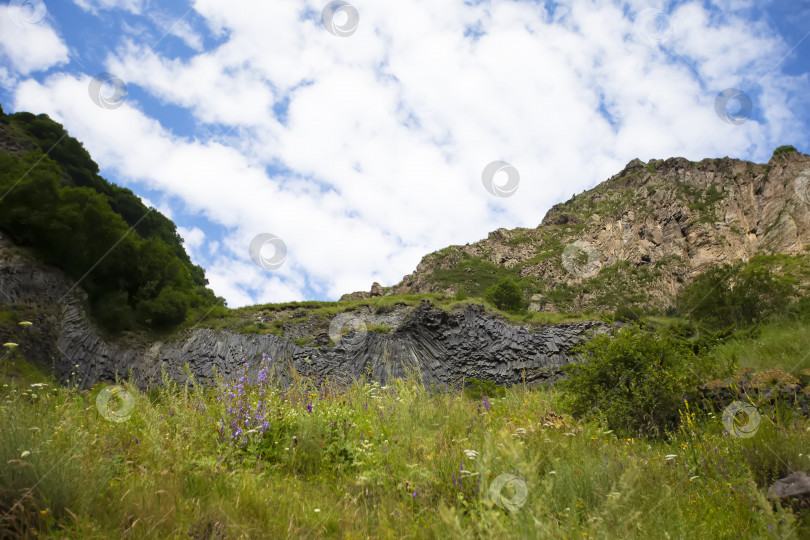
left=0, top=233, right=603, bottom=390
left=768, top=471, right=810, bottom=512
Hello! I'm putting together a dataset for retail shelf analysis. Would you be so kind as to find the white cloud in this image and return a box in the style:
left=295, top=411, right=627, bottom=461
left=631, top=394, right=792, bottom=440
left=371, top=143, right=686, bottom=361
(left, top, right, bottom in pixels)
left=71, top=0, right=145, bottom=15
left=0, top=12, right=69, bottom=75
left=148, top=10, right=204, bottom=51
left=177, top=225, right=204, bottom=250
left=106, top=42, right=275, bottom=126
left=0, top=65, right=15, bottom=88
left=9, top=0, right=809, bottom=307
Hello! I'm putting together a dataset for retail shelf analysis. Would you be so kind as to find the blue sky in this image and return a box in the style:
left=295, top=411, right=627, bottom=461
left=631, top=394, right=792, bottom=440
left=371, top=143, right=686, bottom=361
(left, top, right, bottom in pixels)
left=0, top=0, right=808, bottom=307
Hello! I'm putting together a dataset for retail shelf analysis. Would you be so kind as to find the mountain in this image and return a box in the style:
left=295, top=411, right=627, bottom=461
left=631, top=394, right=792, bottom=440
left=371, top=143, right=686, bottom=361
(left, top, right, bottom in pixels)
left=1, top=103, right=808, bottom=389
left=343, top=148, right=810, bottom=314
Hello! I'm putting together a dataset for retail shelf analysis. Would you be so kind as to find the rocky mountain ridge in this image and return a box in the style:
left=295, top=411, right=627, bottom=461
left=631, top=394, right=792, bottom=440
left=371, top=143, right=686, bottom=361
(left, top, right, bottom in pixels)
left=344, top=150, right=810, bottom=313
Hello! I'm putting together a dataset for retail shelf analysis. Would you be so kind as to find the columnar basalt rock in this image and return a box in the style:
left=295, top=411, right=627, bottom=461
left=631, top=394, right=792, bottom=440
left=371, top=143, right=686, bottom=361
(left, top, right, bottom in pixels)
left=0, top=233, right=602, bottom=389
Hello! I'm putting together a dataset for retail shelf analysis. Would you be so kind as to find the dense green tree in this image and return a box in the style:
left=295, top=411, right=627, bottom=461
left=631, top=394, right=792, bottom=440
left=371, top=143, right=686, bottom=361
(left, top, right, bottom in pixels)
left=484, top=278, right=527, bottom=313
left=677, top=263, right=794, bottom=329
left=0, top=105, right=224, bottom=333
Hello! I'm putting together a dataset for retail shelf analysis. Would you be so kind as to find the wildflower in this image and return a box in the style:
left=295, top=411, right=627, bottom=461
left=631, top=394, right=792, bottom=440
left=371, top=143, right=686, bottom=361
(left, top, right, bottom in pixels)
left=3, top=343, right=18, bottom=349
left=482, top=396, right=491, bottom=411
left=20, top=451, right=31, bottom=458
left=463, top=449, right=478, bottom=460
left=314, top=508, right=321, bottom=513
left=39, top=509, right=47, bottom=515
left=664, top=454, right=677, bottom=461
left=19, top=321, right=33, bottom=327
left=306, top=404, right=313, bottom=413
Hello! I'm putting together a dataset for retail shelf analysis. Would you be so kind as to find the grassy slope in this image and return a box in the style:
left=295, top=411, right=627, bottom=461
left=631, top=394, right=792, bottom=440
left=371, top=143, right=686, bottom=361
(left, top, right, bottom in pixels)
left=711, top=319, right=810, bottom=375
left=2, top=316, right=810, bottom=538
left=180, top=292, right=598, bottom=342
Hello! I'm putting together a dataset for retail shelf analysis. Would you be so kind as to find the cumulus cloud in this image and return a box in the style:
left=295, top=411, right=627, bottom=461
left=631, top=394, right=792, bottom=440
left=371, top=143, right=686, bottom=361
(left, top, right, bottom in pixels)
left=0, top=9, right=69, bottom=75
left=7, top=0, right=809, bottom=306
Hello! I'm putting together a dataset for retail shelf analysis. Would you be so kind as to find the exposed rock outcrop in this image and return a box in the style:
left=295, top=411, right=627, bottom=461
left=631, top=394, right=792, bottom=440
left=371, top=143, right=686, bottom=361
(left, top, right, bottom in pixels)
left=0, top=232, right=601, bottom=389
left=380, top=152, right=810, bottom=312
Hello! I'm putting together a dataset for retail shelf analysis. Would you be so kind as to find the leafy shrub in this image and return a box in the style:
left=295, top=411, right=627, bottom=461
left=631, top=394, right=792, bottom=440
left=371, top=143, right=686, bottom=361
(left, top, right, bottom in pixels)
left=677, top=263, right=794, bottom=330
left=484, top=278, right=527, bottom=313
left=138, top=286, right=190, bottom=327
left=614, top=304, right=640, bottom=323
left=787, top=296, right=810, bottom=321
left=772, top=145, right=797, bottom=160
left=559, top=325, right=717, bottom=437
left=91, top=291, right=136, bottom=333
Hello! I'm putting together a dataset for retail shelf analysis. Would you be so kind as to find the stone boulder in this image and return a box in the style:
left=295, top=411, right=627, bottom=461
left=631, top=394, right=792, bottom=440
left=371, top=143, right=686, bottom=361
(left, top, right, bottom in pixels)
left=768, top=471, right=810, bottom=512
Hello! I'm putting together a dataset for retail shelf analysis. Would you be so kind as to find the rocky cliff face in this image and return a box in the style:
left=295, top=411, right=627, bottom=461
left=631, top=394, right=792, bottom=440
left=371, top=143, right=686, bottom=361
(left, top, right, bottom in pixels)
left=345, top=151, right=810, bottom=312
left=0, top=232, right=600, bottom=389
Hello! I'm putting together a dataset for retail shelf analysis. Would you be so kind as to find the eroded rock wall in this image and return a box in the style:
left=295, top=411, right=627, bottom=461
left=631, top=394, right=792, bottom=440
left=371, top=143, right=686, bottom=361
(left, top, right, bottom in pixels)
left=0, top=233, right=601, bottom=389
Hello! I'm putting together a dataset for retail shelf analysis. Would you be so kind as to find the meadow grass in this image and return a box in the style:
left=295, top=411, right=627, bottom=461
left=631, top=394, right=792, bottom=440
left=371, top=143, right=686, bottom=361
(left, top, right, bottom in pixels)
left=1, top=353, right=807, bottom=539
left=709, top=318, right=810, bottom=375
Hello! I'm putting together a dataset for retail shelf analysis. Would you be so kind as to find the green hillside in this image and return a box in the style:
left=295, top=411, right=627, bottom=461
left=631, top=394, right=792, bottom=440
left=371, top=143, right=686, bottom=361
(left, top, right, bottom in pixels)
left=0, top=104, right=225, bottom=333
